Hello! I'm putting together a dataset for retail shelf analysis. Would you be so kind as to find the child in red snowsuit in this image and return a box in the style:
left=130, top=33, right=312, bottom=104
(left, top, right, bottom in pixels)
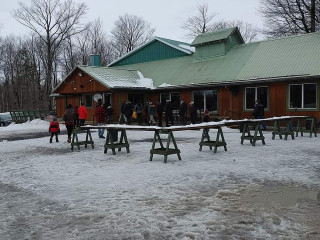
left=49, top=117, right=60, bottom=143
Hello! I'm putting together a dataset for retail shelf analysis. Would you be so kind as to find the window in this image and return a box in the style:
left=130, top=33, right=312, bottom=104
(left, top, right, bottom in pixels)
left=128, top=93, right=144, bottom=106
left=289, top=83, right=317, bottom=109
left=245, top=86, right=268, bottom=110
left=103, top=93, right=112, bottom=106
left=160, top=92, right=181, bottom=110
left=84, top=94, right=93, bottom=108
left=193, top=90, right=218, bottom=112
left=160, top=93, right=170, bottom=105
left=171, top=93, right=181, bottom=110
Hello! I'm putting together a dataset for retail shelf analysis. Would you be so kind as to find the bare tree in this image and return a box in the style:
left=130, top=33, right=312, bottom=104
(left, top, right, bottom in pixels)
left=259, top=0, right=320, bottom=38
left=59, top=19, right=115, bottom=76
left=111, top=14, right=155, bottom=58
left=182, top=3, right=217, bottom=39
left=12, top=0, right=87, bottom=109
left=0, top=36, right=46, bottom=111
left=182, top=3, right=259, bottom=42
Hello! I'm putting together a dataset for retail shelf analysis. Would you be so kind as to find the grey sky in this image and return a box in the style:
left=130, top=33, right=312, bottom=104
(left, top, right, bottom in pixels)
left=0, top=0, right=264, bottom=41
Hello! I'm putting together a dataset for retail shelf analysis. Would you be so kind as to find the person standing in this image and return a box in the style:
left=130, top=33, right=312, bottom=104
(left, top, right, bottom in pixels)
left=63, top=104, right=75, bottom=143
left=252, top=100, right=267, bottom=130
left=135, top=101, right=143, bottom=125
left=49, top=117, right=60, bottom=143
left=156, top=100, right=164, bottom=127
left=106, top=104, right=114, bottom=124
left=95, top=100, right=107, bottom=138
left=165, top=98, right=174, bottom=127
left=179, top=99, right=187, bottom=125
left=144, top=100, right=150, bottom=125
left=78, top=103, right=88, bottom=126
left=148, top=102, right=156, bottom=125
left=118, top=100, right=126, bottom=124
left=124, top=100, right=133, bottom=125
left=74, top=106, right=79, bottom=128
left=189, top=102, right=197, bottom=124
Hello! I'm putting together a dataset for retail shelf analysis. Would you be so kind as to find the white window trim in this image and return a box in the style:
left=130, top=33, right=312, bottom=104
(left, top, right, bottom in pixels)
left=289, top=83, right=317, bottom=109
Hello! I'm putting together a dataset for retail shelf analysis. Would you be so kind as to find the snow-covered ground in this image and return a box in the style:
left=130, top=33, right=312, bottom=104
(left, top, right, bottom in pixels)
left=0, top=120, right=320, bottom=239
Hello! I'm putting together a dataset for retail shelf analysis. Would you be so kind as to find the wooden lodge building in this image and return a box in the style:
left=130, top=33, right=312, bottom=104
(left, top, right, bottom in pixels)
left=52, top=27, right=320, bottom=124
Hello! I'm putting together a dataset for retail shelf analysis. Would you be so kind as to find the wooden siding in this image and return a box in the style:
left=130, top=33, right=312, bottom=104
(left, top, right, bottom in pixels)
left=56, top=69, right=109, bottom=94
left=54, top=71, right=320, bottom=124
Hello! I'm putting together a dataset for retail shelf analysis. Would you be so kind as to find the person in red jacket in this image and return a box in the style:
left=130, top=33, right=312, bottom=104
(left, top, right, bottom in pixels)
left=78, top=103, right=88, bottom=126
left=49, top=117, right=60, bottom=143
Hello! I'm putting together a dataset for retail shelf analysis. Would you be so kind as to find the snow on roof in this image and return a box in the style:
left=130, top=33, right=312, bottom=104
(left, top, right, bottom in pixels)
left=178, top=44, right=195, bottom=52
left=158, top=83, right=175, bottom=88
left=137, top=71, right=155, bottom=89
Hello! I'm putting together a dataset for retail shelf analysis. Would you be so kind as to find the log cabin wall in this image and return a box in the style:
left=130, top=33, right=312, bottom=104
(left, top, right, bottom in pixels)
left=55, top=69, right=109, bottom=120
left=55, top=74, right=320, bottom=124
left=234, top=80, right=320, bottom=122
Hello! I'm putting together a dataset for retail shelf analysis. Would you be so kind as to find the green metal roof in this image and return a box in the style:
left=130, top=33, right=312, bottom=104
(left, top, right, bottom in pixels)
left=112, top=31, right=320, bottom=88
left=54, top=30, right=320, bottom=93
left=191, top=27, right=242, bottom=46
left=77, top=66, right=154, bottom=89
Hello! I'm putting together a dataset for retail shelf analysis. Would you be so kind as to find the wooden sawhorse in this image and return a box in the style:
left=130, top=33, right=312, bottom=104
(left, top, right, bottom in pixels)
left=241, top=121, right=265, bottom=146
left=149, top=130, right=181, bottom=163
left=71, top=128, right=94, bottom=151
left=295, top=117, right=317, bottom=138
left=104, top=129, right=130, bottom=155
left=272, top=119, right=295, bottom=140
left=199, top=126, right=227, bottom=153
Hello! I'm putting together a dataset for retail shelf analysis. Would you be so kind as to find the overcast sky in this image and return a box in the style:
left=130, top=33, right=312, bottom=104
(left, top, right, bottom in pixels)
left=0, top=0, right=264, bottom=42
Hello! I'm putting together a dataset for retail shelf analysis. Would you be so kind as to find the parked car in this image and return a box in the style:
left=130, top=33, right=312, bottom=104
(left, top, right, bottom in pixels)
left=45, top=111, right=58, bottom=122
left=0, top=113, right=12, bottom=126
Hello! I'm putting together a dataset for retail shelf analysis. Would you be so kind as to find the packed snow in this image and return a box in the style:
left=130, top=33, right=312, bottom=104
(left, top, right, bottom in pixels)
left=1, top=119, right=320, bottom=239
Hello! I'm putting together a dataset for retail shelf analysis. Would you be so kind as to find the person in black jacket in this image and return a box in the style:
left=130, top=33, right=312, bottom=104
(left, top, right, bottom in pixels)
left=156, top=100, right=164, bottom=127
left=118, top=100, right=126, bottom=124
left=124, top=100, right=133, bottom=125
left=165, top=99, right=174, bottom=127
left=252, top=100, right=267, bottom=130
left=179, top=99, right=187, bottom=125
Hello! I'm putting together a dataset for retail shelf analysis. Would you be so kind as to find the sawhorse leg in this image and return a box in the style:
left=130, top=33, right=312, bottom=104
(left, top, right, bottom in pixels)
left=199, top=127, right=227, bottom=153
left=150, top=130, right=181, bottom=163
left=295, top=119, right=303, bottom=137
left=199, top=128, right=212, bottom=151
left=104, top=129, right=130, bottom=155
left=272, top=120, right=283, bottom=140
left=71, top=128, right=94, bottom=151
left=241, top=122, right=253, bottom=145
left=252, top=122, right=265, bottom=146
left=71, top=129, right=80, bottom=151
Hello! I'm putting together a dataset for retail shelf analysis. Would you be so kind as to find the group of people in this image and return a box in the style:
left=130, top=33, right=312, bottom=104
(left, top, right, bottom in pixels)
left=128, top=99, right=199, bottom=127
left=48, top=103, right=89, bottom=144
left=50, top=97, right=266, bottom=143
left=49, top=100, right=114, bottom=142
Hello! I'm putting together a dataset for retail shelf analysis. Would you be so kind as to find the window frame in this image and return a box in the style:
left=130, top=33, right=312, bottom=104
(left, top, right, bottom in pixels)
left=288, top=83, right=317, bottom=110
left=244, top=86, right=269, bottom=111
left=192, top=89, right=218, bottom=113
left=84, top=94, right=93, bottom=108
